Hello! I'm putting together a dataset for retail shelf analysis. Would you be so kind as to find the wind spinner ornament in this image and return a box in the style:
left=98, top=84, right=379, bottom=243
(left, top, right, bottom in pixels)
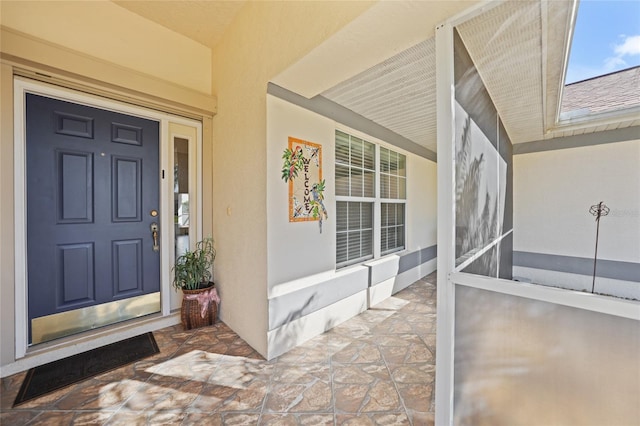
left=589, top=201, right=609, bottom=294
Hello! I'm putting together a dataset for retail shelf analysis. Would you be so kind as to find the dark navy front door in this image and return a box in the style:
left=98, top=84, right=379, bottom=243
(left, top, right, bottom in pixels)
left=26, top=93, right=160, bottom=343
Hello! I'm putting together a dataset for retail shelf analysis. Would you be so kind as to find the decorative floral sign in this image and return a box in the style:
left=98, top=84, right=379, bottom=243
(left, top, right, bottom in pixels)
left=281, top=137, right=328, bottom=233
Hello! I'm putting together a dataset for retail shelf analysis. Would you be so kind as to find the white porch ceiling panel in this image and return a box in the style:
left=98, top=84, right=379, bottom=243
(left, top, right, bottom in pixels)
left=456, top=1, right=546, bottom=143
left=322, top=39, right=436, bottom=152
left=321, top=1, right=573, bottom=151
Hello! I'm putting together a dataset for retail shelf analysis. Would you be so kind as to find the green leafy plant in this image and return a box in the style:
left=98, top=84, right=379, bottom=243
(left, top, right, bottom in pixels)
left=309, top=179, right=327, bottom=219
left=310, top=179, right=328, bottom=233
left=281, top=146, right=304, bottom=182
left=172, top=237, right=216, bottom=291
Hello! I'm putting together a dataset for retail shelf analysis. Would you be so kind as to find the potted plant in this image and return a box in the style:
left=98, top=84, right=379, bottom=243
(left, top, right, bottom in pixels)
left=172, top=237, right=219, bottom=329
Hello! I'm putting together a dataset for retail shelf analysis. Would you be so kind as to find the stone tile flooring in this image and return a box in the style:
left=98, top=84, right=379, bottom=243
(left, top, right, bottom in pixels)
left=1, top=273, right=436, bottom=425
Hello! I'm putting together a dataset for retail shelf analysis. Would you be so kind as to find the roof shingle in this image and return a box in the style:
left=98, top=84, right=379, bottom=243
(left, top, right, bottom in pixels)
left=561, top=66, right=640, bottom=116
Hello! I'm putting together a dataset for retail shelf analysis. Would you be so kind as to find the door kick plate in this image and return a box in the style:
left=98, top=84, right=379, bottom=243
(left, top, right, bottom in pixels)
left=30, top=292, right=160, bottom=345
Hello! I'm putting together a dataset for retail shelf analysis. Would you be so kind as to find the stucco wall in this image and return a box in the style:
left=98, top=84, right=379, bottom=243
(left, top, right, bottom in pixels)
left=1, top=1, right=212, bottom=94
left=209, top=1, right=374, bottom=357
left=266, top=95, right=337, bottom=285
left=513, top=139, right=640, bottom=297
left=264, top=94, right=437, bottom=357
left=514, top=140, right=640, bottom=260
left=266, top=94, right=437, bottom=287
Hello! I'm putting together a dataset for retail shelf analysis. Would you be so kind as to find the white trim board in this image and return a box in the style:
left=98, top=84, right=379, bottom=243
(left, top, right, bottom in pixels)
left=513, top=126, right=640, bottom=154
left=451, top=272, right=640, bottom=321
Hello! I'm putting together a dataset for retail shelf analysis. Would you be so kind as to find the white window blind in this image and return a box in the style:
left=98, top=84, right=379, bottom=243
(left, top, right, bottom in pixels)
left=335, top=130, right=407, bottom=268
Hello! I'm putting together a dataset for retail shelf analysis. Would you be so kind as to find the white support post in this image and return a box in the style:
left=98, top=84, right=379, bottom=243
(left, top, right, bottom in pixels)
left=434, top=21, right=456, bottom=426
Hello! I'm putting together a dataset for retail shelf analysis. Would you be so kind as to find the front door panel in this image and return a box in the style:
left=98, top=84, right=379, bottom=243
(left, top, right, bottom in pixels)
left=26, top=93, right=160, bottom=344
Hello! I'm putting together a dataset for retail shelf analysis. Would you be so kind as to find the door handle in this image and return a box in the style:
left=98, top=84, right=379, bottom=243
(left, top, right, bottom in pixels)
left=150, top=222, right=159, bottom=252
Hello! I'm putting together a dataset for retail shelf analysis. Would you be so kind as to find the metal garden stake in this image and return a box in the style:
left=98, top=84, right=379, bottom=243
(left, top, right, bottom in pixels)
left=589, top=201, right=609, bottom=294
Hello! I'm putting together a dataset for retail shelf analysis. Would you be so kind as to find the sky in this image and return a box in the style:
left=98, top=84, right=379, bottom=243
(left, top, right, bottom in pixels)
left=566, top=0, right=640, bottom=84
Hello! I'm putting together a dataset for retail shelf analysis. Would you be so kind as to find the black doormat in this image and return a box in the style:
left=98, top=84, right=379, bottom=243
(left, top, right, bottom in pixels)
left=13, top=332, right=159, bottom=407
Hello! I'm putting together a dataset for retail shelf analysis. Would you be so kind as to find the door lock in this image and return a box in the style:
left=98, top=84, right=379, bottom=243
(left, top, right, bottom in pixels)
left=150, top=222, right=159, bottom=252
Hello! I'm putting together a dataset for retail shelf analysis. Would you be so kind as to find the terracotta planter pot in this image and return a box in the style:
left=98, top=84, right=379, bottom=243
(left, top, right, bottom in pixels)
left=180, top=282, right=218, bottom=330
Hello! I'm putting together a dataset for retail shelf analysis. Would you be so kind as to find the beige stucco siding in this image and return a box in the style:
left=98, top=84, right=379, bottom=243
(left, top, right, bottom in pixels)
left=1, top=1, right=212, bottom=94
left=210, top=1, right=375, bottom=356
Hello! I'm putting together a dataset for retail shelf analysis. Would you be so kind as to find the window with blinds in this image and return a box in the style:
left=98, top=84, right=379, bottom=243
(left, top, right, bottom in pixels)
left=335, top=130, right=406, bottom=268
left=336, top=130, right=375, bottom=267
left=380, top=147, right=406, bottom=199
left=381, top=202, right=405, bottom=255
left=335, top=130, right=375, bottom=198
left=336, top=201, right=373, bottom=266
left=380, top=147, right=406, bottom=255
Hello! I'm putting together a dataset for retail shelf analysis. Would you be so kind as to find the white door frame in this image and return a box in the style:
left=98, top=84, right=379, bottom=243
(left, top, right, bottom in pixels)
left=13, top=77, right=202, bottom=359
left=166, top=122, right=204, bottom=313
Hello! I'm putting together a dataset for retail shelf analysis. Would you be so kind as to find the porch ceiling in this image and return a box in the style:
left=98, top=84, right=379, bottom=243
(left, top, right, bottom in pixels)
left=111, top=1, right=617, bottom=153
left=113, top=0, right=246, bottom=49
left=321, top=1, right=574, bottom=151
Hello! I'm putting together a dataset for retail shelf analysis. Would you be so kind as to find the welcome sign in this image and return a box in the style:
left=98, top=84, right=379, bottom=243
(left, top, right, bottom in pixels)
left=281, top=137, right=327, bottom=232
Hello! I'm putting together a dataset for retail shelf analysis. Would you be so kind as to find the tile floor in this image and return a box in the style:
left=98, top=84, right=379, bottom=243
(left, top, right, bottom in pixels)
left=1, top=273, right=437, bottom=425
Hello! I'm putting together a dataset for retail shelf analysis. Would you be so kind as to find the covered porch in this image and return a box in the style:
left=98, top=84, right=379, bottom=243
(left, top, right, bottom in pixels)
left=1, top=275, right=437, bottom=424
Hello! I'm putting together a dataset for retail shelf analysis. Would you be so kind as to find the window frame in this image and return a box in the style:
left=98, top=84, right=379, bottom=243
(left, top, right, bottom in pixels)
left=380, top=201, right=406, bottom=256
left=336, top=200, right=375, bottom=268
left=335, top=128, right=407, bottom=269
